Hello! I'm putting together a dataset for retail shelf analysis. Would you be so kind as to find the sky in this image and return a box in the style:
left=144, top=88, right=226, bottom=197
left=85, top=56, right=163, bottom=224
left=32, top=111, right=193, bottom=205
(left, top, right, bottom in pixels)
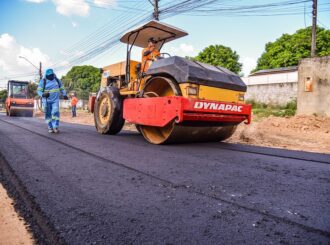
left=0, top=0, right=329, bottom=89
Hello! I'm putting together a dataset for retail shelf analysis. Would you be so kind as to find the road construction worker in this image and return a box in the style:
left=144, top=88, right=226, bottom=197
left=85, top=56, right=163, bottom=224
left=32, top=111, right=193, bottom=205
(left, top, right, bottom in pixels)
left=141, top=37, right=160, bottom=73
left=70, top=93, right=78, bottom=117
left=37, top=68, right=68, bottom=133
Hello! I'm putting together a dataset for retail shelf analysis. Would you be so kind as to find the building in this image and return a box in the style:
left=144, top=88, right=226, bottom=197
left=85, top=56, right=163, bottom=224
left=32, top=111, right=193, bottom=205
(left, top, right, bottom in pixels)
left=242, top=66, right=298, bottom=106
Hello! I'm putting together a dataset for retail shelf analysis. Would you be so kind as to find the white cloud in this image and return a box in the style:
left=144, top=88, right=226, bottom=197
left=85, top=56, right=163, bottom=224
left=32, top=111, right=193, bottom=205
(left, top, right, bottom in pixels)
left=59, top=60, right=69, bottom=67
left=0, top=34, right=51, bottom=80
left=25, top=0, right=47, bottom=3
left=179, top=43, right=194, bottom=53
left=241, top=57, right=257, bottom=76
left=166, top=43, right=195, bottom=57
left=52, top=0, right=90, bottom=17
left=93, top=0, right=116, bottom=8
left=74, top=50, right=85, bottom=57
left=71, top=21, right=78, bottom=28
left=25, top=0, right=117, bottom=17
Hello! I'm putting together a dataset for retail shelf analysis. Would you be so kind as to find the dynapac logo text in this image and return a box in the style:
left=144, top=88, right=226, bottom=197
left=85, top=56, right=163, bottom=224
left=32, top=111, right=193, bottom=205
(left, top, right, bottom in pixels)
left=194, top=102, right=243, bottom=112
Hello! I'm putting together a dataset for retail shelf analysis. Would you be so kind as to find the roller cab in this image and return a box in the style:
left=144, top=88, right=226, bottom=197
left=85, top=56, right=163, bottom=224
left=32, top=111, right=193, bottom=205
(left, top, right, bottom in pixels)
left=93, top=20, right=251, bottom=144
left=5, top=80, right=34, bottom=117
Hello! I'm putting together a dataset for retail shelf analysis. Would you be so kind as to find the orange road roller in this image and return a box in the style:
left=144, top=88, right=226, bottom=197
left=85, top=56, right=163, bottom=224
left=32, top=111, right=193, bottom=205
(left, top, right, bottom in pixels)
left=93, top=20, right=251, bottom=144
left=5, top=80, right=34, bottom=117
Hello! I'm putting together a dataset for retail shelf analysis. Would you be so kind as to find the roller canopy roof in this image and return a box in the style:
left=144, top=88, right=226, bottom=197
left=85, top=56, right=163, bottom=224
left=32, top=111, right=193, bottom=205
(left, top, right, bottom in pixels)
left=8, top=80, right=29, bottom=84
left=120, top=20, right=188, bottom=48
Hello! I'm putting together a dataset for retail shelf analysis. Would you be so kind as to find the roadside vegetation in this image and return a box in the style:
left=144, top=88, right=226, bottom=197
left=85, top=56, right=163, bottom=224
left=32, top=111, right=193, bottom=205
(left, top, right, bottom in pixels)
left=186, top=44, right=242, bottom=74
left=246, top=99, right=297, bottom=118
left=253, top=26, right=330, bottom=72
left=61, top=65, right=101, bottom=99
left=0, top=89, right=7, bottom=103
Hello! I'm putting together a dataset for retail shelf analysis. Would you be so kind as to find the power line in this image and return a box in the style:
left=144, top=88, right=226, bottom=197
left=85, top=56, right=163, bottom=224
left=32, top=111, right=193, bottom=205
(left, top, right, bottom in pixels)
left=158, top=0, right=330, bottom=17
left=317, top=18, right=329, bottom=29
left=52, top=14, right=153, bottom=71
left=51, top=1, right=151, bottom=65
left=62, top=1, right=149, bottom=50
left=53, top=0, right=330, bottom=70
left=3, top=0, right=330, bottom=81
left=61, top=7, right=148, bottom=56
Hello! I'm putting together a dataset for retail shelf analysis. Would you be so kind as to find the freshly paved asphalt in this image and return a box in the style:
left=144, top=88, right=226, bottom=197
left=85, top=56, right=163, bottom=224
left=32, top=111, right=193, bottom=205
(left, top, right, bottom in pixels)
left=0, top=113, right=329, bottom=244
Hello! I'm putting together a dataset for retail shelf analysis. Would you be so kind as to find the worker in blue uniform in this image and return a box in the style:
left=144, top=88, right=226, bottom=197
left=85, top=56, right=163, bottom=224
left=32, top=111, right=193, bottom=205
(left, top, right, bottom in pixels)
left=37, top=69, right=68, bottom=133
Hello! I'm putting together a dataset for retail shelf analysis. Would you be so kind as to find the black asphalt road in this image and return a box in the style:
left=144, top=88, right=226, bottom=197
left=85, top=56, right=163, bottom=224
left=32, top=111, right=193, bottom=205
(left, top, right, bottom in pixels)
left=0, top=113, right=329, bottom=244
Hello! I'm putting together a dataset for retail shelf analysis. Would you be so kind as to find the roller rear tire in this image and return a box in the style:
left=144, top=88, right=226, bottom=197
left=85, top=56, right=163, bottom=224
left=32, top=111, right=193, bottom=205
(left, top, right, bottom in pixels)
left=94, top=87, right=125, bottom=135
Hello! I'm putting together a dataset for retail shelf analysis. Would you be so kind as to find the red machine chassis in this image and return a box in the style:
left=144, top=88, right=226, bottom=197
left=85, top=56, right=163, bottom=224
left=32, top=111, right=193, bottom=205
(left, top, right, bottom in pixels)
left=123, top=96, right=251, bottom=127
left=6, top=98, right=34, bottom=111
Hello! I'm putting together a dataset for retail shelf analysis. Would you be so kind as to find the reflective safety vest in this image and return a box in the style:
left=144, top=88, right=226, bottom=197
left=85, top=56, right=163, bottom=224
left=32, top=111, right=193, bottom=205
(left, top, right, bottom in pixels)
left=42, top=77, right=61, bottom=93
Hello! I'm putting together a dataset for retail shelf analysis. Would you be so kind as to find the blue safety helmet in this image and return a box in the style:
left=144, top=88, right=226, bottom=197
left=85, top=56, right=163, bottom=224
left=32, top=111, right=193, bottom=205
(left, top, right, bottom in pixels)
left=45, top=68, right=54, bottom=76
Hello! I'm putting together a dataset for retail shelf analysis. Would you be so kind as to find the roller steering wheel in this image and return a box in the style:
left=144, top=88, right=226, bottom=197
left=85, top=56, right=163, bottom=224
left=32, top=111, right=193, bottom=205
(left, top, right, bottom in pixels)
left=159, top=53, right=171, bottom=59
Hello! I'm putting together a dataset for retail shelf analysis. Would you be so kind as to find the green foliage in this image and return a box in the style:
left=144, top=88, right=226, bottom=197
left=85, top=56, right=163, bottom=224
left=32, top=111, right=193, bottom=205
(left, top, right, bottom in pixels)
left=284, top=99, right=297, bottom=111
left=193, top=45, right=242, bottom=74
left=0, top=89, right=7, bottom=102
left=185, top=56, right=195, bottom=61
left=254, top=26, right=330, bottom=72
left=61, top=65, right=101, bottom=94
left=246, top=99, right=297, bottom=118
left=28, top=82, right=38, bottom=98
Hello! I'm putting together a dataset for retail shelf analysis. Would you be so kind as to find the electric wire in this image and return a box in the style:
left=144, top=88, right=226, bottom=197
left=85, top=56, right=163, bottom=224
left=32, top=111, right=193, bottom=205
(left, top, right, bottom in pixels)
left=2, top=0, right=329, bottom=81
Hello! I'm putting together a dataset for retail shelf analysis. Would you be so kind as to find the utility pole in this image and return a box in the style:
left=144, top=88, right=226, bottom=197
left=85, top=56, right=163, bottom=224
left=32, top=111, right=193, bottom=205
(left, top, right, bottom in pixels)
left=153, top=0, right=159, bottom=20
left=39, top=62, right=42, bottom=81
left=311, top=0, right=317, bottom=57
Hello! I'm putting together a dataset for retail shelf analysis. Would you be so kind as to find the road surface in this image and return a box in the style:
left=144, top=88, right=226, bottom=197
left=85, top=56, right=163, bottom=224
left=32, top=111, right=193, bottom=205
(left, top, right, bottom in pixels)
left=0, top=113, right=329, bottom=244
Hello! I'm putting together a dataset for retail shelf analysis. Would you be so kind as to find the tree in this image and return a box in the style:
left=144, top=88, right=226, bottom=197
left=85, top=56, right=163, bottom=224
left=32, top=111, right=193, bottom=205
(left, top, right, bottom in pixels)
left=254, top=26, right=330, bottom=72
left=61, top=65, right=101, bottom=93
left=193, top=45, right=242, bottom=74
left=28, top=82, right=38, bottom=98
left=0, top=89, right=7, bottom=102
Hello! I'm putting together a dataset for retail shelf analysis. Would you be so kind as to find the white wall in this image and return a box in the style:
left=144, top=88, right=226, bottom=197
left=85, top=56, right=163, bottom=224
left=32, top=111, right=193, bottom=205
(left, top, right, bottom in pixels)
left=33, top=99, right=89, bottom=110
left=242, top=71, right=298, bottom=105
left=242, top=71, right=298, bottom=85
left=60, top=99, right=88, bottom=110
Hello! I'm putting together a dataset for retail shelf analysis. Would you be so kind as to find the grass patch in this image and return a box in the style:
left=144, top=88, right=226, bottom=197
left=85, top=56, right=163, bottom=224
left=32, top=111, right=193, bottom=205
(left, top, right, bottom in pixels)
left=246, top=99, right=296, bottom=118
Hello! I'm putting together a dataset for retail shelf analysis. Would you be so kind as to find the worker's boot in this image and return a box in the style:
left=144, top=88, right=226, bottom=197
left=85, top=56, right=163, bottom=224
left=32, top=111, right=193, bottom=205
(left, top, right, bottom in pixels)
left=48, top=129, right=54, bottom=133
left=53, top=128, right=59, bottom=134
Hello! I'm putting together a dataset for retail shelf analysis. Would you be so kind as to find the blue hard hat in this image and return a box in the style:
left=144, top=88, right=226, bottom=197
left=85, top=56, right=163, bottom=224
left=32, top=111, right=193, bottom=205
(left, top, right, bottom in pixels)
left=45, top=69, right=54, bottom=76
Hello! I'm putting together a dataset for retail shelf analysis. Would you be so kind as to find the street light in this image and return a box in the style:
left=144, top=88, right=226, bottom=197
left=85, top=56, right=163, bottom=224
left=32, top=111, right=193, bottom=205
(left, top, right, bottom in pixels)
left=18, top=56, right=42, bottom=80
left=18, top=56, right=39, bottom=69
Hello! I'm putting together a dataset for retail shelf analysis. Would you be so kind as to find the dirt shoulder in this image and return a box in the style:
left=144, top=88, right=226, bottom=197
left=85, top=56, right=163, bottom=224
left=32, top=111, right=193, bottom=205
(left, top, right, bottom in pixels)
left=36, top=110, right=330, bottom=154
left=227, top=115, right=330, bottom=154
left=0, top=183, right=34, bottom=245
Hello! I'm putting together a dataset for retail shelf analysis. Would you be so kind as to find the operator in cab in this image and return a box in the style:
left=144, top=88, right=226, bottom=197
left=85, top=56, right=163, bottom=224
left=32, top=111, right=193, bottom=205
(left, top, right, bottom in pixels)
left=141, top=37, right=160, bottom=73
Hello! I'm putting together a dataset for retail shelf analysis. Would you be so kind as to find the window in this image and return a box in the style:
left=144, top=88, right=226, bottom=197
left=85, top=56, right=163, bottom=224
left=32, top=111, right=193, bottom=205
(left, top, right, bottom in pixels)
left=10, top=83, right=29, bottom=99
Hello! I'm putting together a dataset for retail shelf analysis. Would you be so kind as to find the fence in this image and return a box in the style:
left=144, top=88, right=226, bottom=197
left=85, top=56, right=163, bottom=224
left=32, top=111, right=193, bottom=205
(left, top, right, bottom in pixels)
left=242, top=70, right=298, bottom=106
left=60, top=99, right=89, bottom=110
